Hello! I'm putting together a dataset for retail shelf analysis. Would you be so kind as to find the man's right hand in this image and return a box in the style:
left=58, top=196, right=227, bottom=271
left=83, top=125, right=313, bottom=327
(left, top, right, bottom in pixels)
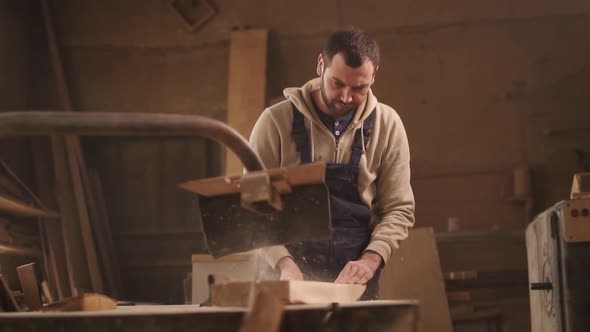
left=277, top=256, right=304, bottom=281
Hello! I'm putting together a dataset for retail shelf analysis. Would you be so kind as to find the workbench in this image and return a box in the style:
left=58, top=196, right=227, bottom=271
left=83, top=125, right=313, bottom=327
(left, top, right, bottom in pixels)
left=0, top=300, right=418, bottom=332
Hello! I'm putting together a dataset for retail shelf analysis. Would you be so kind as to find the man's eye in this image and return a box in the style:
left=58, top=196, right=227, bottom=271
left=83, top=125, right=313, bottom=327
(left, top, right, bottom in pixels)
left=333, top=81, right=344, bottom=87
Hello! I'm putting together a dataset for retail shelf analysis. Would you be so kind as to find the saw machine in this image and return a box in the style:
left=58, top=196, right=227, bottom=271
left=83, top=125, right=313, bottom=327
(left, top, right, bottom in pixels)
left=526, top=173, right=590, bottom=332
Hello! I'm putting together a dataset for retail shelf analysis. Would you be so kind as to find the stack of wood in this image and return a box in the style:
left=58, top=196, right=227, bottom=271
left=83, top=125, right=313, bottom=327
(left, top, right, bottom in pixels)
left=0, top=155, right=121, bottom=302
left=10, top=0, right=123, bottom=302
left=0, top=262, right=116, bottom=312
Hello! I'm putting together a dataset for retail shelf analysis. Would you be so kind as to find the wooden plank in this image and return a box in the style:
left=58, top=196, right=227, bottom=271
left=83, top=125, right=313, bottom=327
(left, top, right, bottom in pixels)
left=17, top=263, right=43, bottom=311
left=41, top=0, right=104, bottom=295
left=31, top=139, right=72, bottom=299
left=41, top=293, right=117, bottom=312
left=379, top=227, right=453, bottom=332
left=51, top=136, right=91, bottom=295
left=225, top=29, right=268, bottom=176
left=0, top=194, right=59, bottom=218
left=65, top=141, right=104, bottom=293
left=239, top=288, right=284, bottom=332
left=181, top=162, right=325, bottom=196
left=211, top=280, right=366, bottom=307
left=37, top=220, right=52, bottom=296
left=41, top=280, right=54, bottom=303
left=89, top=169, right=122, bottom=298
left=82, top=167, right=115, bottom=296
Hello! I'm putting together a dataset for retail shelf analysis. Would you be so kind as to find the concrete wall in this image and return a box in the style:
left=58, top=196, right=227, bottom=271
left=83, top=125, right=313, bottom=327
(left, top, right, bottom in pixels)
left=30, top=0, right=590, bottom=304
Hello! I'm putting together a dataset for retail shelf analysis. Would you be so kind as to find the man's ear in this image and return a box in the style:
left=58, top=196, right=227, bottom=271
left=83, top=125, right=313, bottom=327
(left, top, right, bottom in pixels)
left=316, top=53, right=324, bottom=76
left=371, top=65, right=379, bottom=84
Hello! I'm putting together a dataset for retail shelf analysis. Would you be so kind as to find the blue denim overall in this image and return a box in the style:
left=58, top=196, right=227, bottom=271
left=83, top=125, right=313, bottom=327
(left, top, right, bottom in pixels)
left=286, top=104, right=381, bottom=300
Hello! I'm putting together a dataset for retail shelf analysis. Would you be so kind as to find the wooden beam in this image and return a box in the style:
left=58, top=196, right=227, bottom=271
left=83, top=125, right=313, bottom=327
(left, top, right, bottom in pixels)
left=0, top=194, right=59, bottom=218
left=225, top=29, right=268, bottom=176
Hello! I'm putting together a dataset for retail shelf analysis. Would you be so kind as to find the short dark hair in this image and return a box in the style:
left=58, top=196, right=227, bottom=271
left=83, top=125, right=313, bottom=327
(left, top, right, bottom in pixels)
left=323, top=28, right=380, bottom=69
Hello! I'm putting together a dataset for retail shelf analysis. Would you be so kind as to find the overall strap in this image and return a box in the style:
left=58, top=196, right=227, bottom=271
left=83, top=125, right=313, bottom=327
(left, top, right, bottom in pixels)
left=350, top=108, right=377, bottom=167
left=291, top=103, right=312, bottom=164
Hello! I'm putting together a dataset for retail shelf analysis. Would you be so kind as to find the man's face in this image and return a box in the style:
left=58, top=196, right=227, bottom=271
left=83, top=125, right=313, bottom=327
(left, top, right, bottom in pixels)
left=317, top=52, right=376, bottom=118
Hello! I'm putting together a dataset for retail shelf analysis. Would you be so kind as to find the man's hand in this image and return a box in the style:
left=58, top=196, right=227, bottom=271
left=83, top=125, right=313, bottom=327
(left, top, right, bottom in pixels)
left=277, top=256, right=304, bottom=281
left=334, top=251, right=383, bottom=284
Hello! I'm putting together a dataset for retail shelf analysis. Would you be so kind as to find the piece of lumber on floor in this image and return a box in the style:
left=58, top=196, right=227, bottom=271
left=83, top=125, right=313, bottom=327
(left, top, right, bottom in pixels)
left=211, top=280, right=366, bottom=307
left=17, top=263, right=43, bottom=311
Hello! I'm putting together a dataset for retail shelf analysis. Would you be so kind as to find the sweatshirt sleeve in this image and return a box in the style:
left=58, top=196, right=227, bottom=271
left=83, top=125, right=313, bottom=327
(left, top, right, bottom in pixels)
left=249, top=108, right=281, bottom=169
left=248, top=108, right=293, bottom=268
left=364, top=112, right=415, bottom=264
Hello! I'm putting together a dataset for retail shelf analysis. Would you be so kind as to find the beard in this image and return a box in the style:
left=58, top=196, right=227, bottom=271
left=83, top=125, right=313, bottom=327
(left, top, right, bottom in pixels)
left=320, top=75, right=358, bottom=118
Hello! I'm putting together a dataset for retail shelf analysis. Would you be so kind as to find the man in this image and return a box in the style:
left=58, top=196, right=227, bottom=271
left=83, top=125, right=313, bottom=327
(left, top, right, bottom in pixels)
left=249, top=28, right=415, bottom=300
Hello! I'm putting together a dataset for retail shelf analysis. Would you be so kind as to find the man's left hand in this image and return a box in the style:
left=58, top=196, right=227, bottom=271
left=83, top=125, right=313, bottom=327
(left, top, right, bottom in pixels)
left=334, top=251, right=383, bottom=284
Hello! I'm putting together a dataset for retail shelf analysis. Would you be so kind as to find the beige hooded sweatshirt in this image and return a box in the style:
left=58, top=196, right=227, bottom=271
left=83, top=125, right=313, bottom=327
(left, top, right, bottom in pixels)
left=249, top=78, right=415, bottom=268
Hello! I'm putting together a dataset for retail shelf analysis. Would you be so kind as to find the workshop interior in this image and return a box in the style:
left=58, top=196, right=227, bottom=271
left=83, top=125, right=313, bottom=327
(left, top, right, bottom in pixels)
left=0, top=1, right=589, bottom=331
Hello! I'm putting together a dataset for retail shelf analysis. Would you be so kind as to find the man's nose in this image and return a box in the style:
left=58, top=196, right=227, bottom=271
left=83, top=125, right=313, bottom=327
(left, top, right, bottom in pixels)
left=340, top=88, right=352, bottom=103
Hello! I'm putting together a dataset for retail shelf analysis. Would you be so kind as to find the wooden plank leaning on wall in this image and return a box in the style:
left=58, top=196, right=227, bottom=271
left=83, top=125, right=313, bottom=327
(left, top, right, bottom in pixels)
left=225, top=29, right=269, bottom=176
left=38, top=0, right=119, bottom=297
left=379, top=227, right=453, bottom=332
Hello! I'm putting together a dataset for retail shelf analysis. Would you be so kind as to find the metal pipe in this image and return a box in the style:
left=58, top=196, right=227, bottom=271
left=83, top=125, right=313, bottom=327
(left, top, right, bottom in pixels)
left=0, top=112, right=265, bottom=172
